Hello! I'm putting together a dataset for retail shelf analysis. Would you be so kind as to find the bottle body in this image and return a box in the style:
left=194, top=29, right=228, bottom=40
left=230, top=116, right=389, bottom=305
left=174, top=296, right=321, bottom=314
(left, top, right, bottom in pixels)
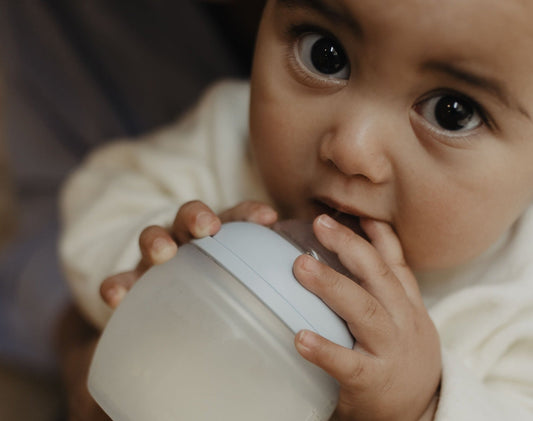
left=88, top=244, right=339, bottom=421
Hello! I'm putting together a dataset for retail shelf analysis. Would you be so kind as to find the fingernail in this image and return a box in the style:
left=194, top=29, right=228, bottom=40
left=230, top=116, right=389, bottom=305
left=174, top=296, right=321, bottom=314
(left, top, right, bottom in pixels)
left=104, top=286, right=126, bottom=307
left=151, top=238, right=177, bottom=263
left=296, top=330, right=317, bottom=353
left=317, top=214, right=336, bottom=229
left=196, top=211, right=212, bottom=228
left=300, top=254, right=318, bottom=272
left=196, top=211, right=217, bottom=236
left=257, top=208, right=277, bottom=222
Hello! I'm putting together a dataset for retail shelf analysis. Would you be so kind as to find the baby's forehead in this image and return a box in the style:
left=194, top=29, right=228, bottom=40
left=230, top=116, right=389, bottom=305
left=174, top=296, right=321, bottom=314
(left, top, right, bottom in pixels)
left=337, top=0, right=533, bottom=67
left=333, top=0, right=533, bottom=36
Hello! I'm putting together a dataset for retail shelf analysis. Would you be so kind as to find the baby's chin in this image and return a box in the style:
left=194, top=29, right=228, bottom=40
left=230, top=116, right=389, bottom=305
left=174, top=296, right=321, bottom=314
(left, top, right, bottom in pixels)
left=405, top=233, right=502, bottom=274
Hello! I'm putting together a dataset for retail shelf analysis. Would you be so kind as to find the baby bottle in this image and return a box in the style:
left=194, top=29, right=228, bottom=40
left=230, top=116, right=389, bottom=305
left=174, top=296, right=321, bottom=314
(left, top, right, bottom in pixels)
left=88, top=220, right=354, bottom=421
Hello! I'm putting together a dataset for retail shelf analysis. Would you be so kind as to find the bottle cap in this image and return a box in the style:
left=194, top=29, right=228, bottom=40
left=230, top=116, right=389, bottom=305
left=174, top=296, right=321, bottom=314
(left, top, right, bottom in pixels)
left=193, top=221, right=354, bottom=349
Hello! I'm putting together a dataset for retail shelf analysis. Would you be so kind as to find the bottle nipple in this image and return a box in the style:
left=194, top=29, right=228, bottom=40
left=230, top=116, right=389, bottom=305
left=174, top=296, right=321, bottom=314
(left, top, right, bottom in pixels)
left=272, top=219, right=352, bottom=279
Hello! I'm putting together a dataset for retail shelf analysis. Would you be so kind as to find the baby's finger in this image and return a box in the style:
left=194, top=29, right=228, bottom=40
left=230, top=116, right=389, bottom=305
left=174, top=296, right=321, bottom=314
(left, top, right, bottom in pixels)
left=360, top=218, right=423, bottom=306
left=139, top=225, right=178, bottom=266
left=218, top=201, right=278, bottom=225
left=172, top=200, right=221, bottom=243
left=293, top=254, right=391, bottom=352
left=295, top=330, right=374, bottom=389
left=100, top=270, right=141, bottom=308
left=313, top=215, right=408, bottom=312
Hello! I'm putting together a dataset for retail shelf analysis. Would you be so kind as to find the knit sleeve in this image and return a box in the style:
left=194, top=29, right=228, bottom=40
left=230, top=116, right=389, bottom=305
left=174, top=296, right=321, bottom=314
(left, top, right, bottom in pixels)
left=429, top=276, right=533, bottom=420
left=59, top=80, right=261, bottom=329
left=434, top=342, right=533, bottom=420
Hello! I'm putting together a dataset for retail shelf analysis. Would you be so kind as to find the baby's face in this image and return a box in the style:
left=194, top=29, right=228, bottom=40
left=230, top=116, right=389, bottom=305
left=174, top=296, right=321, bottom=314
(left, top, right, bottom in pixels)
left=249, top=0, right=533, bottom=271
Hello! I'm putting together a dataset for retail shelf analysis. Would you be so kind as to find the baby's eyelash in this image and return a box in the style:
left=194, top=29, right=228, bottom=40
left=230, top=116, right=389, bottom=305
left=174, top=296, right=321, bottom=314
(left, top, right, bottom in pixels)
left=282, top=22, right=349, bottom=88
left=284, top=47, right=312, bottom=83
left=283, top=42, right=346, bottom=88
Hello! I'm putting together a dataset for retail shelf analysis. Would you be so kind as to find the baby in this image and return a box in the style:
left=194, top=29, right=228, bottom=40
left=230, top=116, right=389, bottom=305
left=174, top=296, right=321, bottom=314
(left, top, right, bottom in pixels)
left=60, top=0, right=533, bottom=420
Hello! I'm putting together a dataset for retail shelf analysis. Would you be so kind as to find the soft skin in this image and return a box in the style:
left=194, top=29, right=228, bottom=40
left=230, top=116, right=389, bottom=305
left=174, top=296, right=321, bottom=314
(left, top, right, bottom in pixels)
left=99, top=0, right=533, bottom=420
left=292, top=215, right=441, bottom=421
left=250, top=0, right=533, bottom=271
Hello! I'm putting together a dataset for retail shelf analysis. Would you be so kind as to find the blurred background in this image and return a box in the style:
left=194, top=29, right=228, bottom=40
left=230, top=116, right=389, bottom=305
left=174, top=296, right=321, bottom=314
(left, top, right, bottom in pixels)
left=0, top=1, right=264, bottom=419
left=0, top=69, right=61, bottom=420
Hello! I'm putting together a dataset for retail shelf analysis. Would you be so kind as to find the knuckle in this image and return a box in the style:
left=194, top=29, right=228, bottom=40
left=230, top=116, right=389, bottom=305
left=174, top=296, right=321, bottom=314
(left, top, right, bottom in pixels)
left=379, top=368, right=396, bottom=394
left=339, top=227, right=357, bottom=249
left=374, top=260, right=393, bottom=280
left=328, top=270, right=346, bottom=297
left=345, top=358, right=366, bottom=388
left=392, top=258, right=411, bottom=276
left=362, top=295, right=379, bottom=323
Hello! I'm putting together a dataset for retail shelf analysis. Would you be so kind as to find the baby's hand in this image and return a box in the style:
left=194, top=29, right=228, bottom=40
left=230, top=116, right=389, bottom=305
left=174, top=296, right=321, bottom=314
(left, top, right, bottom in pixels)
left=293, top=215, right=441, bottom=421
left=100, top=200, right=277, bottom=308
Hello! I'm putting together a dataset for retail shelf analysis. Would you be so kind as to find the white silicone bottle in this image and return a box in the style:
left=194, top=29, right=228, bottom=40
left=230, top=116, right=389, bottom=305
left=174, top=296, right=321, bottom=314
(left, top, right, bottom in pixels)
left=88, top=221, right=354, bottom=421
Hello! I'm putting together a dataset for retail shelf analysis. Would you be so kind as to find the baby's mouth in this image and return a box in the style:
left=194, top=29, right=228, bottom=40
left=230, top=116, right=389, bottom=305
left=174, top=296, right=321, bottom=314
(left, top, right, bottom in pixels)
left=332, top=210, right=365, bottom=237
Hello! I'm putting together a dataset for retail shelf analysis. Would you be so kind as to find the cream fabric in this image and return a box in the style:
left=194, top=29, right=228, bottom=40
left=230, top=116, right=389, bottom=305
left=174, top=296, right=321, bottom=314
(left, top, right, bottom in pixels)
left=60, top=80, right=533, bottom=419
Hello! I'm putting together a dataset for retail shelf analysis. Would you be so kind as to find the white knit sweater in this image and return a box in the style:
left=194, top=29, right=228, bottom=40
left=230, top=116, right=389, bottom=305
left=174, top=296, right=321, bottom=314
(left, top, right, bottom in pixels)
left=60, top=80, right=533, bottom=420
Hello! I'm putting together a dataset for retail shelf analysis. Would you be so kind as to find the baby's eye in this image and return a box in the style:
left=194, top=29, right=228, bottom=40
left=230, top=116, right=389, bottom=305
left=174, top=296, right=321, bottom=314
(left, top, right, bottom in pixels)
left=415, top=94, right=483, bottom=132
left=295, top=33, right=350, bottom=80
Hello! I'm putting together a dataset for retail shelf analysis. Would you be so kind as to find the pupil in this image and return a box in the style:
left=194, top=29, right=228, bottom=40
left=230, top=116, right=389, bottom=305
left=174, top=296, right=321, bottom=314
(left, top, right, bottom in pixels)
left=311, top=37, right=346, bottom=75
left=434, top=96, right=474, bottom=130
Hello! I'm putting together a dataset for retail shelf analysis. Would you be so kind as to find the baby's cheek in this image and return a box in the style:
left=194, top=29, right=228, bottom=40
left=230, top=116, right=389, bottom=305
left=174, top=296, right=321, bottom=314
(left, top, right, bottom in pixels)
left=399, top=211, right=503, bottom=271
left=395, top=213, right=463, bottom=271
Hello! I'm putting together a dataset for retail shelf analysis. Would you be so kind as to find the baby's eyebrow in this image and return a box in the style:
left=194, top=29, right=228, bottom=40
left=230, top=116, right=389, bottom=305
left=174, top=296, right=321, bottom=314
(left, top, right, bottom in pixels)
left=277, top=0, right=363, bottom=38
left=422, top=60, right=531, bottom=120
left=277, top=0, right=531, bottom=122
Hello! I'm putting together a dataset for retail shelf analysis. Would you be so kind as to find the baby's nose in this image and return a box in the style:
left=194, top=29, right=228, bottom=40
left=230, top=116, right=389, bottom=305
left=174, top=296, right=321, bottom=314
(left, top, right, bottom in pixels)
left=319, top=114, right=394, bottom=184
